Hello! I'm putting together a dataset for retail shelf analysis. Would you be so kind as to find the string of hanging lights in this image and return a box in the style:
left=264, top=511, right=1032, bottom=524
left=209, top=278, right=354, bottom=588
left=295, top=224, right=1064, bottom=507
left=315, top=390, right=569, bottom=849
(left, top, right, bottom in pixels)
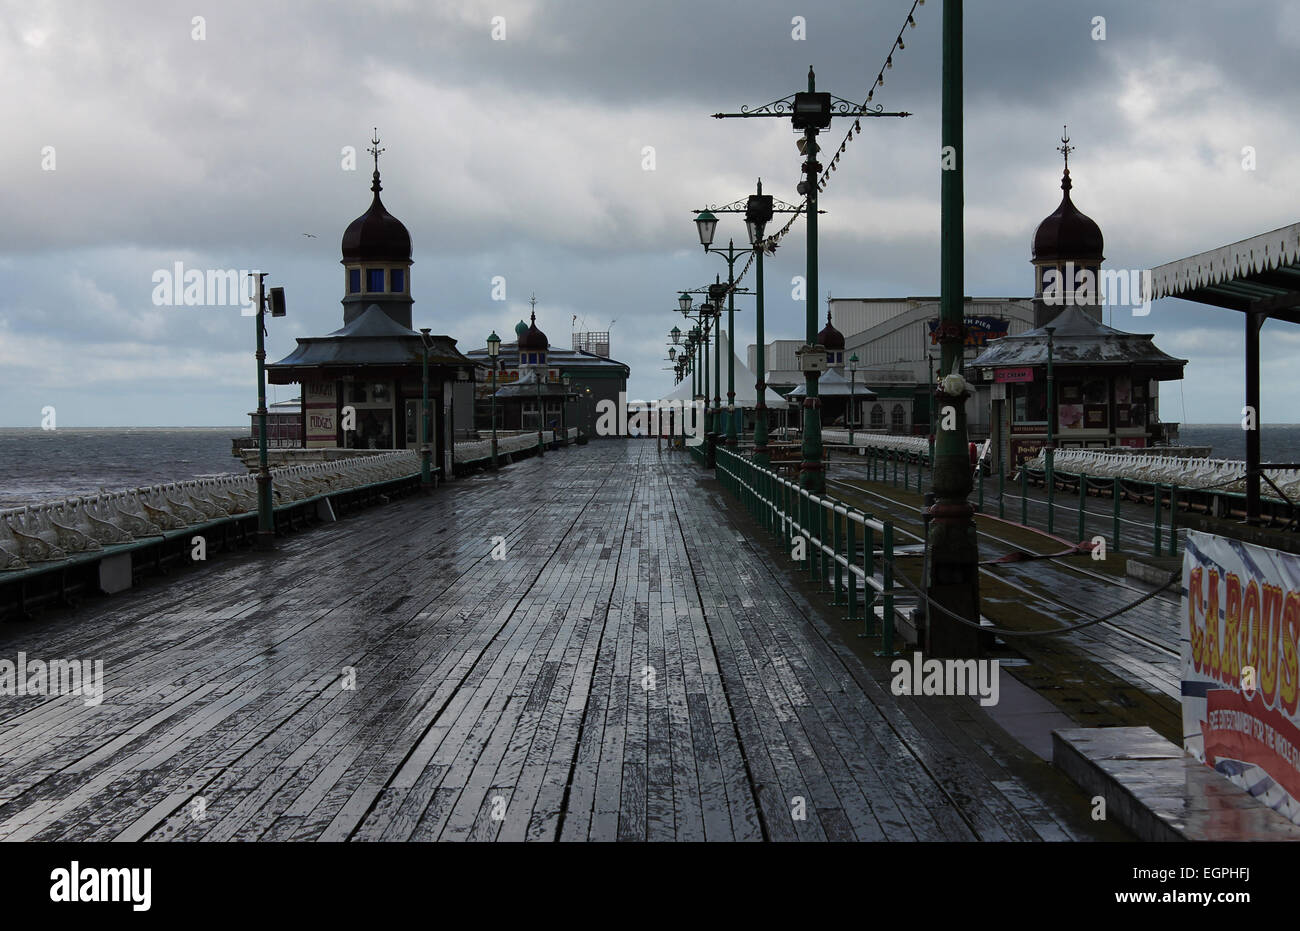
left=817, top=0, right=923, bottom=193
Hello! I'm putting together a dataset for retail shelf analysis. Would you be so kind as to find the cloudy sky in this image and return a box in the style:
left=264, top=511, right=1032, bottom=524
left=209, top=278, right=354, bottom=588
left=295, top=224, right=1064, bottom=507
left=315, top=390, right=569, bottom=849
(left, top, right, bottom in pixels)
left=3, top=0, right=1298, bottom=427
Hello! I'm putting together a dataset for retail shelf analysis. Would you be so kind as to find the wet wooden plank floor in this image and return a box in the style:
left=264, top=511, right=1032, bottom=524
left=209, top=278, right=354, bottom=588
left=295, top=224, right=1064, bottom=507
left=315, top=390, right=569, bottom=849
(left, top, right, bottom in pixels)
left=0, top=441, right=1113, bottom=841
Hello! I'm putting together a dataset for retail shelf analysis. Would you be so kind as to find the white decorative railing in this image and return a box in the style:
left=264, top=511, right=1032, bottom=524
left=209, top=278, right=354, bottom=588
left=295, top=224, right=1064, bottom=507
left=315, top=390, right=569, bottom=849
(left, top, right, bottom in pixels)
left=822, top=430, right=930, bottom=456
left=454, top=430, right=559, bottom=462
left=0, top=450, right=420, bottom=570
left=1022, top=449, right=1300, bottom=502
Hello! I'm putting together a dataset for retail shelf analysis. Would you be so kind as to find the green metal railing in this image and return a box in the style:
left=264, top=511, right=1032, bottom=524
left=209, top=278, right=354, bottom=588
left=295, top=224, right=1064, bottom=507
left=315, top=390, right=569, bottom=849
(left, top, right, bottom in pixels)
left=714, top=445, right=904, bottom=655
left=1015, top=467, right=1181, bottom=557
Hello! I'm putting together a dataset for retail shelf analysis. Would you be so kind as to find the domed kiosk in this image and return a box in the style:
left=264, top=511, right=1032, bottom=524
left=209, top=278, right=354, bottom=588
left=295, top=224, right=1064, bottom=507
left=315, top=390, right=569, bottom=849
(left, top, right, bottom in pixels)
left=268, top=132, right=476, bottom=472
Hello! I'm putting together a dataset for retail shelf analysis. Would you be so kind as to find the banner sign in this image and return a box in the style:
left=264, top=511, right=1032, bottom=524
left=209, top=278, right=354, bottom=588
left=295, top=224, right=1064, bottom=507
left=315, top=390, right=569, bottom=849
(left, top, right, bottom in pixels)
left=928, top=315, right=1011, bottom=348
left=995, top=367, right=1034, bottom=383
left=1183, top=530, right=1300, bottom=825
left=305, top=380, right=336, bottom=447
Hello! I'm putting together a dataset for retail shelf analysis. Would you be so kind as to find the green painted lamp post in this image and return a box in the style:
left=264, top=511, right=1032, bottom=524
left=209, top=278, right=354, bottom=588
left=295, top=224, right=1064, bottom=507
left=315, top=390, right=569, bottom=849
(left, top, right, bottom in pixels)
left=848, top=352, right=859, bottom=446
left=712, top=69, right=909, bottom=493
left=926, top=0, right=981, bottom=658
left=707, top=282, right=726, bottom=446
left=487, top=330, right=500, bottom=468
left=420, top=327, right=434, bottom=492
left=694, top=216, right=746, bottom=447
left=249, top=272, right=286, bottom=551
left=746, top=183, right=776, bottom=467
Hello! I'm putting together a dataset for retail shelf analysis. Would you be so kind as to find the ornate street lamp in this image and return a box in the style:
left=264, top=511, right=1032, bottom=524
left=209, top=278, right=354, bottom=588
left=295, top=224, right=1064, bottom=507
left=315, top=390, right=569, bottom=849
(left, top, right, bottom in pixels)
left=671, top=325, right=681, bottom=344
left=487, top=330, right=501, bottom=468
left=694, top=211, right=718, bottom=249
left=248, top=272, right=287, bottom=550
left=679, top=292, right=693, bottom=313
left=848, top=351, right=859, bottom=446
left=712, top=69, right=909, bottom=491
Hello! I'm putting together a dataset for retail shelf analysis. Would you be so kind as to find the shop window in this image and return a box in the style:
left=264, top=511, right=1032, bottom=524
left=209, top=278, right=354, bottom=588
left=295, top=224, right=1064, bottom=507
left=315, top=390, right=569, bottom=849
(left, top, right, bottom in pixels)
left=891, top=404, right=906, bottom=431
left=870, top=404, right=885, bottom=429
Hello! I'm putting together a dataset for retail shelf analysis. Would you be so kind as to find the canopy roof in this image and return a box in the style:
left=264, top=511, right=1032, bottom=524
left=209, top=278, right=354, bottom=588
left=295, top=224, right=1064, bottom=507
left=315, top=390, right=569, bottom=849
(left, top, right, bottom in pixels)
left=267, top=304, right=473, bottom=379
left=1145, top=222, right=1300, bottom=324
left=970, top=305, right=1186, bottom=377
left=659, top=329, right=788, bottom=409
left=786, top=366, right=878, bottom=398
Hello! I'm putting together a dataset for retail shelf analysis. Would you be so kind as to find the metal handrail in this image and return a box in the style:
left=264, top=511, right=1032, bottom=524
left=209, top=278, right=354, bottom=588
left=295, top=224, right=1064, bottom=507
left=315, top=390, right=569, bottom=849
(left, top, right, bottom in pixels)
left=713, top=444, right=903, bottom=653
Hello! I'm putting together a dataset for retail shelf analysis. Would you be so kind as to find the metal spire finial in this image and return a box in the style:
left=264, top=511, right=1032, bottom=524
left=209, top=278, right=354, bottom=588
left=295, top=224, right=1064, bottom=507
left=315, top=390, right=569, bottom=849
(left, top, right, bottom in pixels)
left=1056, top=125, right=1074, bottom=192
left=368, top=127, right=385, bottom=193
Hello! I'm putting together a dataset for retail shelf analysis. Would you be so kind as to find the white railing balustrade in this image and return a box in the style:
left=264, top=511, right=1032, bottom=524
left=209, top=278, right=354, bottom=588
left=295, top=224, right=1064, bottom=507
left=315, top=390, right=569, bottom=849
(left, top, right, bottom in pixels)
left=1022, top=449, right=1300, bottom=502
left=821, top=430, right=930, bottom=457
left=454, top=431, right=556, bottom=462
left=0, top=450, right=421, bottom=568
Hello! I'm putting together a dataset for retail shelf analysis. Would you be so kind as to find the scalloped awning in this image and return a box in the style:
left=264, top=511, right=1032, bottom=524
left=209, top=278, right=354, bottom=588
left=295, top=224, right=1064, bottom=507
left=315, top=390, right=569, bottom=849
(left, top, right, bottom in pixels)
left=1145, top=222, right=1300, bottom=323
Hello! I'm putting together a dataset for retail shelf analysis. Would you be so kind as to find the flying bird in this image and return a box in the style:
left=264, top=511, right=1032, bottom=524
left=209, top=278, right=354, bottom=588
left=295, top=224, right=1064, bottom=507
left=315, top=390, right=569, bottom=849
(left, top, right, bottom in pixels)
left=302, top=233, right=317, bottom=238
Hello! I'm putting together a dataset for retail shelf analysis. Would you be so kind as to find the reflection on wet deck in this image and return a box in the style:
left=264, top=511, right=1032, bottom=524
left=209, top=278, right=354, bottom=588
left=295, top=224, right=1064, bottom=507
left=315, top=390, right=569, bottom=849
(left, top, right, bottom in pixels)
left=0, top=441, right=1116, bottom=841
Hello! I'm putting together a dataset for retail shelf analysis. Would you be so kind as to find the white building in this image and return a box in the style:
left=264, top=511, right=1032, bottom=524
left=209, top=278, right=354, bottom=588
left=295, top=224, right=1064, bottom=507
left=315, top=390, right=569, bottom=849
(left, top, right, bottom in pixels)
left=749, top=297, right=1036, bottom=439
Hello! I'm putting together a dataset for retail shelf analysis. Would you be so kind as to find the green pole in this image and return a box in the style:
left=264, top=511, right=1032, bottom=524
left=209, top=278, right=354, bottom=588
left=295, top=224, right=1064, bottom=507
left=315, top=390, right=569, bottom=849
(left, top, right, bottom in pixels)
left=252, top=273, right=274, bottom=551
left=1021, top=466, right=1028, bottom=525
left=926, top=0, right=981, bottom=657
left=491, top=360, right=498, bottom=468
left=800, top=67, right=825, bottom=495
left=754, top=196, right=770, bottom=468
left=726, top=246, right=738, bottom=447
left=714, top=305, right=721, bottom=452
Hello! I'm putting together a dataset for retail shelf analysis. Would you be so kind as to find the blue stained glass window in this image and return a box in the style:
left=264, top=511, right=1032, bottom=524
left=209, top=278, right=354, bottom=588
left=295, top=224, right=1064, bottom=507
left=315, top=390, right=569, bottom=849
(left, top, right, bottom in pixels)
left=367, top=268, right=385, bottom=292
left=348, top=269, right=361, bottom=293
left=390, top=268, right=405, bottom=292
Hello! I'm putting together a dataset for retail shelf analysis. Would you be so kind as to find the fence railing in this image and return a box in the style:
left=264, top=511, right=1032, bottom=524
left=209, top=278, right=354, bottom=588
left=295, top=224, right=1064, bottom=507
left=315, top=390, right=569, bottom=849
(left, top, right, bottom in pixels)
left=0, top=450, right=421, bottom=570
left=713, top=444, right=905, bottom=654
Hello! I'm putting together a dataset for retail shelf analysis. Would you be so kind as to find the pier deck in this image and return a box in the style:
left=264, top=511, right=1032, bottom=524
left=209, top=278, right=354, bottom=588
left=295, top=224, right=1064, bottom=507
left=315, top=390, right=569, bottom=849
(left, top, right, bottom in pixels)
left=0, top=440, right=1118, bottom=841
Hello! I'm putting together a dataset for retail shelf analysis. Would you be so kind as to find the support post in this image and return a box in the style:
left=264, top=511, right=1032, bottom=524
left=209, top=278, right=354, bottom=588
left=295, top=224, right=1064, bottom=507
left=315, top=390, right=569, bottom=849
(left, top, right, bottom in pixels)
left=252, top=273, right=274, bottom=551
left=925, top=0, right=981, bottom=657
left=1246, top=310, right=1263, bottom=522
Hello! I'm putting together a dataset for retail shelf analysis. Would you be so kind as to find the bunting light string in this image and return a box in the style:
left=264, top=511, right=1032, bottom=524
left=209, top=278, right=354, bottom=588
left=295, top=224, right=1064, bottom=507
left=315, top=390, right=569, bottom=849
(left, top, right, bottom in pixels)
left=816, top=0, right=923, bottom=194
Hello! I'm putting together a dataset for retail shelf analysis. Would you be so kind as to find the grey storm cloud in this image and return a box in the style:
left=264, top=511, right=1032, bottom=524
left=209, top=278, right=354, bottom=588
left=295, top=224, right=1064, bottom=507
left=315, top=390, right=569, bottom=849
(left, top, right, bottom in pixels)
left=1, top=0, right=1298, bottom=426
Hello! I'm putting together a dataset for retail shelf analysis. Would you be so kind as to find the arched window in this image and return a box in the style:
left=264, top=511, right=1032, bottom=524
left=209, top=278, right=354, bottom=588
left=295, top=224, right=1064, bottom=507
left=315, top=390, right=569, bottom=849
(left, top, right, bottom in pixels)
left=891, top=404, right=906, bottom=432
left=870, top=404, right=885, bottom=429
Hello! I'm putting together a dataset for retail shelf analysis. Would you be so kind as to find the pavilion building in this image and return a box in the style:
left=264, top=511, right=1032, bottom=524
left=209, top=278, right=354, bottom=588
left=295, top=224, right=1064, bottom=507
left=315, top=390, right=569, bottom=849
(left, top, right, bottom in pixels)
left=266, top=136, right=476, bottom=475
left=971, top=138, right=1186, bottom=466
left=463, top=311, right=629, bottom=438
